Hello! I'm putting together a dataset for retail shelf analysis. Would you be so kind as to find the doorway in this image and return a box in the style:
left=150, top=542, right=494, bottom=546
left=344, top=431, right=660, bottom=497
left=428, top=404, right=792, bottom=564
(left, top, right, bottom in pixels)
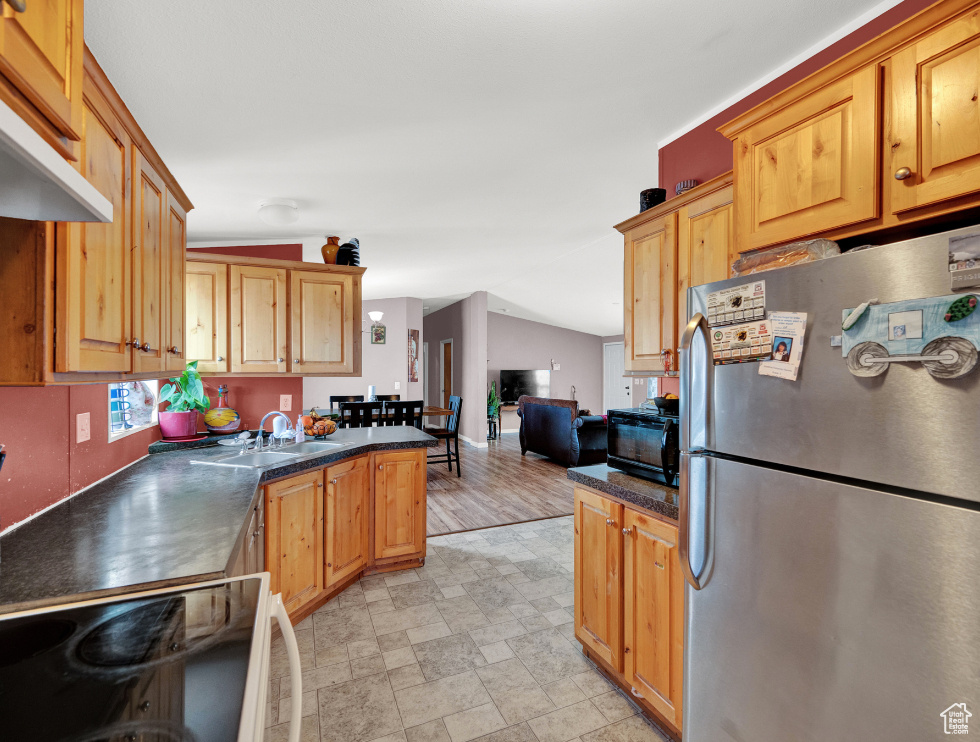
left=603, top=342, right=631, bottom=412
left=440, top=339, right=453, bottom=408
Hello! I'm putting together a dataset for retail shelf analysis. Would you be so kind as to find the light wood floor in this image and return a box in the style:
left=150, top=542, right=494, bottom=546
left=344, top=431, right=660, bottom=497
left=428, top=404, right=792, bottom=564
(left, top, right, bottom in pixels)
left=426, top=432, right=574, bottom=536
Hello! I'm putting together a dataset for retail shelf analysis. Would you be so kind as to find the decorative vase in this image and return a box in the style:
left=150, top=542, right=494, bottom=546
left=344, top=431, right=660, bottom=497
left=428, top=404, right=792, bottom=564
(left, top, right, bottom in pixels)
left=159, top=410, right=198, bottom=439
left=204, top=384, right=241, bottom=433
left=321, top=236, right=341, bottom=264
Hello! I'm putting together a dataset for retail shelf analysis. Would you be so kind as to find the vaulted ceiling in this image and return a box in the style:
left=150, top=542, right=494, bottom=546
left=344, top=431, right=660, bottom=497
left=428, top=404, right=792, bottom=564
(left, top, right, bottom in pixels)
left=85, top=0, right=891, bottom=335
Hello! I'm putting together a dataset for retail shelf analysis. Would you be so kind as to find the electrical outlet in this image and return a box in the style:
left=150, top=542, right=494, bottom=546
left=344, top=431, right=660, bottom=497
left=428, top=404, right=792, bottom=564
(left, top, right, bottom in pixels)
left=279, top=395, right=292, bottom=412
left=76, top=412, right=91, bottom=443
left=553, top=363, right=560, bottom=370
left=394, top=381, right=401, bottom=390
left=634, top=378, right=645, bottom=385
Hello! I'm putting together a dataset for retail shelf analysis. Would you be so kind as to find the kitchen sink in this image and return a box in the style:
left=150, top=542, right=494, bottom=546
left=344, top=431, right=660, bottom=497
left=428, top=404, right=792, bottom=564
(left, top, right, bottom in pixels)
left=191, top=451, right=299, bottom=468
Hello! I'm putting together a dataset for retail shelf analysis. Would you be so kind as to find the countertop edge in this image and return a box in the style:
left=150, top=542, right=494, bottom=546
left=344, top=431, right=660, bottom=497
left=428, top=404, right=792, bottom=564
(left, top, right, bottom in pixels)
left=567, top=465, right=679, bottom=521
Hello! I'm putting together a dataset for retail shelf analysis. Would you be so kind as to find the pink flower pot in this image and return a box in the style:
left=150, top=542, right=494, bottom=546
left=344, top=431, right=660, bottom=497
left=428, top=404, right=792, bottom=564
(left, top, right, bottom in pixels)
left=159, top=410, right=199, bottom=439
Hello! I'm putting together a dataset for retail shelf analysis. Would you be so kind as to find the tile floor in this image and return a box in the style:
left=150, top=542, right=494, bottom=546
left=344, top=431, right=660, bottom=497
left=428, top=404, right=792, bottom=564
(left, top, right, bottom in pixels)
left=264, top=516, right=669, bottom=742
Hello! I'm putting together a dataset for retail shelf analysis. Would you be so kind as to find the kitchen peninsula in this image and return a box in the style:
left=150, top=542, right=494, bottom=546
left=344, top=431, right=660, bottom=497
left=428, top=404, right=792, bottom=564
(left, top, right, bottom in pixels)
left=0, top=427, right=436, bottom=624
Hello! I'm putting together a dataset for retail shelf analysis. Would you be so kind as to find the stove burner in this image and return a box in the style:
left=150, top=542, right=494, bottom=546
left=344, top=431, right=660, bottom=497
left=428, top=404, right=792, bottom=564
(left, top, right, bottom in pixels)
left=0, top=617, right=75, bottom=668
left=57, top=720, right=199, bottom=742
left=76, top=599, right=176, bottom=667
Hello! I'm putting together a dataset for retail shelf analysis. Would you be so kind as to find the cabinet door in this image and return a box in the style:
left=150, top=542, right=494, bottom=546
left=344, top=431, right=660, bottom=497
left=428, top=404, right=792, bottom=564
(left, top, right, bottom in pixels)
left=573, top=487, right=623, bottom=671
left=166, top=194, right=187, bottom=372
left=325, top=456, right=369, bottom=587
left=677, top=187, right=734, bottom=335
left=290, top=270, right=357, bottom=374
left=230, top=265, right=287, bottom=373
left=624, top=212, right=676, bottom=374
left=132, top=149, right=167, bottom=374
left=623, top=509, right=684, bottom=729
left=57, top=91, right=132, bottom=373
left=266, top=470, right=324, bottom=615
left=733, top=65, right=878, bottom=251
left=185, top=262, right=229, bottom=374
left=373, top=450, right=426, bottom=561
left=0, top=0, right=83, bottom=141
left=889, top=13, right=980, bottom=214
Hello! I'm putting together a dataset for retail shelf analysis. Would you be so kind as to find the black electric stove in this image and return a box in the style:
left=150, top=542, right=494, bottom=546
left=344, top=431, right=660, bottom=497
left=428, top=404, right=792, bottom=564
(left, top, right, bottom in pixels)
left=0, top=578, right=263, bottom=742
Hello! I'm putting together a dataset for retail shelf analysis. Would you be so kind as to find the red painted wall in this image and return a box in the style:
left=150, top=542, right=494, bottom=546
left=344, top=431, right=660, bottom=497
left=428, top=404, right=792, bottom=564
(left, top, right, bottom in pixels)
left=187, top=244, right=303, bottom=261
left=1, top=243, right=306, bottom=532
left=658, top=0, right=937, bottom=197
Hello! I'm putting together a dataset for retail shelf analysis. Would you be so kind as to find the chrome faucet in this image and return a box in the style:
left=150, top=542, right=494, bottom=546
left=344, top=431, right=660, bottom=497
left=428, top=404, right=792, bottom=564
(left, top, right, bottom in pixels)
left=256, top=411, right=293, bottom=451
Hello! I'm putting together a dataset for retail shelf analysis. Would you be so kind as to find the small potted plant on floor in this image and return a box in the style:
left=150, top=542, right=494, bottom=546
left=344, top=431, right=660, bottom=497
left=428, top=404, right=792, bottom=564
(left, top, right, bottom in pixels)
left=158, top=361, right=210, bottom=439
left=487, top=381, right=501, bottom=440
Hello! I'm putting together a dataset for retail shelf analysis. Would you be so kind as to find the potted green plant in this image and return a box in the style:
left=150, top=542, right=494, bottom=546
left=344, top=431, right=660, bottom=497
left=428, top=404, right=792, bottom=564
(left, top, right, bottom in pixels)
left=487, top=381, right=501, bottom=419
left=158, top=361, right=210, bottom=439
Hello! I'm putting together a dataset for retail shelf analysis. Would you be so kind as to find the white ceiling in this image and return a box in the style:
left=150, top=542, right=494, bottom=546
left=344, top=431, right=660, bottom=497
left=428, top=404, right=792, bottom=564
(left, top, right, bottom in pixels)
left=85, top=0, right=891, bottom=336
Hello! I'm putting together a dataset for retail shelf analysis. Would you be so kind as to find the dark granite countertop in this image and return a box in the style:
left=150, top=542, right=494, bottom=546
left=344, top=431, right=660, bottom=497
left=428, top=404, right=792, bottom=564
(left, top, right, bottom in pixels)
left=567, top=464, right=679, bottom=521
left=0, top=427, right=436, bottom=614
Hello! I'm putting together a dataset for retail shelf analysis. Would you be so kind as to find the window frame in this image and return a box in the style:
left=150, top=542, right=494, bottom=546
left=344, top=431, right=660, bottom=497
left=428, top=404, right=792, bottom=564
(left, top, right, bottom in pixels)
left=107, top=380, right=159, bottom=442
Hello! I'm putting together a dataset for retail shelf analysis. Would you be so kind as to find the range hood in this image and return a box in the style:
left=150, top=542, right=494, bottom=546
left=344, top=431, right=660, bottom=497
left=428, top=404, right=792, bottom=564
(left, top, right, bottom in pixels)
left=0, top=98, right=112, bottom=223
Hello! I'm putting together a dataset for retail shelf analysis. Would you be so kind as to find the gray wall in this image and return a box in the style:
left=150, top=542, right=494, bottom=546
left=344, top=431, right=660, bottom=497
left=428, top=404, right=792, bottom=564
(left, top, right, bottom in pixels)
left=423, top=292, right=488, bottom=445
left=488, top=312, right=605, bottom=432
left=304, top=297, right=424, bottom=409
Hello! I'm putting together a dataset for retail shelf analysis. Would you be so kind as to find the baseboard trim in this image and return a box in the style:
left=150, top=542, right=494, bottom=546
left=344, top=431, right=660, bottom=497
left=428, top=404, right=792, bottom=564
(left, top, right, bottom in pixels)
left=458, top=434, right=488, bottom=449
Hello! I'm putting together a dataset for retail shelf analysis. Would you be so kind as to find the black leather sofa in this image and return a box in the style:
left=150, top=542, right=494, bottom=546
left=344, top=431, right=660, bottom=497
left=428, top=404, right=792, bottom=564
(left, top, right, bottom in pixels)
left=517, top=396, right=607, bottom=467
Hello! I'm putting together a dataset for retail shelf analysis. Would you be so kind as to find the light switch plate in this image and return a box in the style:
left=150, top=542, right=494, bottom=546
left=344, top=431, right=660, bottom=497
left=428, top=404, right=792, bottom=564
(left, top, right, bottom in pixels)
left=394, top=381, right=401, bottom=390
left=76, top=412, right=91, bottom=443
left=553, top=363, right=560, bottom=370
left=279, top=395, right=292, bottom=412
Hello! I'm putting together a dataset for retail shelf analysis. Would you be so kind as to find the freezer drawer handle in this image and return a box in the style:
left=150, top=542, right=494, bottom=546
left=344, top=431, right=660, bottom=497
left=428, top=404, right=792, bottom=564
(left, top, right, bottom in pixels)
left=679, top=451, right=708, bottom=591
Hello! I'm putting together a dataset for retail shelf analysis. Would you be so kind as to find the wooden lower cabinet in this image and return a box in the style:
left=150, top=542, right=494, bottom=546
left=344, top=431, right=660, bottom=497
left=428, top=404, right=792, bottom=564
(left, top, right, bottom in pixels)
left=260, top=449, right=427, bottom=623
left=573, top=485, right=684, bottom=737
left=266, top=469, right=324, bottom=616
left=373, top=449, right=427, bottom=563
left=573, top=488, right=623, bottom=671
left=623, top=508, right=684, bottom=730
left=325, top=456, right=370, bottom=588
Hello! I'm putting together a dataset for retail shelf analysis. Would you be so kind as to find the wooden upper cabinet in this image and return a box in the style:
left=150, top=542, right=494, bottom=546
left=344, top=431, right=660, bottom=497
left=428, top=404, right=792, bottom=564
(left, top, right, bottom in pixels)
left=625, top=212, right=677, bottom=374
left=574, top=487, right=623, bottom=672
left=888, top=11, right=980, bottom=214
left=325, top=456, right=369, bottom=588
left=132, top=149, right=167, bottom=374
left=373, top=450, right=426, bottom=562
left=230, top=264, right=287, bottom=373
left=266, top=470, right=324, bottom=615
left=731, top=65, right=879, bottom=251
left=185, top=262, right=228, bottom=374
left=623, top=509, right=684, bottom=731
left=677, top=184, right=734, bottom=332
left=0, top=0, right=83, bottom=155
left=166, top=194, right=187, bottom=371
left=57, top=87, right=132, bottom=373
left=291, top=270, right=359, bottom=375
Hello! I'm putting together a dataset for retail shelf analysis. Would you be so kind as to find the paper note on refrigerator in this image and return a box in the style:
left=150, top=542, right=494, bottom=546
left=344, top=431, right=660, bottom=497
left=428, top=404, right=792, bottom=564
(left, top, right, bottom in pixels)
left=759, top=312, right=807, bottom=381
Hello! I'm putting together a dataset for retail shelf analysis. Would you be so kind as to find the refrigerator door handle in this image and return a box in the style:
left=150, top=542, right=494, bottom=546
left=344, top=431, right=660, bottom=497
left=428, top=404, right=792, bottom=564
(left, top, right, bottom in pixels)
left=679, top=312, right=711, bottom=453
left=679, top=451, right=709, bottom=590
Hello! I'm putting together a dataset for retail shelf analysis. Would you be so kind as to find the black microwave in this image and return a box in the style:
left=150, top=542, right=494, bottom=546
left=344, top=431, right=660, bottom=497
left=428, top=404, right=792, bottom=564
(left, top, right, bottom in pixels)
left=606, top=408, right=679, bottom=487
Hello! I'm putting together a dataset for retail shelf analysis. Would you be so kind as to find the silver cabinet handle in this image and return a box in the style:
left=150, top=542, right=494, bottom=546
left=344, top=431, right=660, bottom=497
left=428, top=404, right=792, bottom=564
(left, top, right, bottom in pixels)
left=622, top=528, right=632, bottom=536
left=605, top=518, right=614, bottom=527
left=331, top=479, right=337, bottom=484
left=140, top=342, right=152, bottom=352
left=378, top=464, right=384, bottom=470
left=894, top=167, right=912, bottom=180
left=630, top=687, right=644, bottom=699
left=317, top=482, right=323, bottom=488
left=126, top=337, right=140, bottom=348
left=293, top=359, right=300, bottom=363
left=5, top=0, right=26, bottom=12
left=217, top=356, right=224, bottom=362
left=278, top=357, right=285, bottom=363
left=168, top=346, right=180, bottom=355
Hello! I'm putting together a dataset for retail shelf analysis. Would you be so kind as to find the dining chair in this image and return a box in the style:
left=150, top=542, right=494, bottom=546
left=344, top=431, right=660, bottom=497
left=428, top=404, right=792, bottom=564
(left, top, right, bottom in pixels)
left=375, top=394, right=400, bottom=401
left=339, top=401, right=383, bottom=428
left=424, top=395, right=462, bottom=477
left=382, top=400, right=424, bottom=429
left=330, top=395, right=364, bottom=412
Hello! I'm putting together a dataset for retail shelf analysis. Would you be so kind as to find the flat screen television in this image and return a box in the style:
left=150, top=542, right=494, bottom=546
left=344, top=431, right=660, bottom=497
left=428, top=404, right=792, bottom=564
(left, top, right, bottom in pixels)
left=499, top=370, right=550, bottom=404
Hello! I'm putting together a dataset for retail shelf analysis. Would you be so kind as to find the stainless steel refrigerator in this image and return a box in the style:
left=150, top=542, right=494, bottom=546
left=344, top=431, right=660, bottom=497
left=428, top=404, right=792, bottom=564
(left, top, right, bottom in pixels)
left=679, top=225, right=980, bottom=741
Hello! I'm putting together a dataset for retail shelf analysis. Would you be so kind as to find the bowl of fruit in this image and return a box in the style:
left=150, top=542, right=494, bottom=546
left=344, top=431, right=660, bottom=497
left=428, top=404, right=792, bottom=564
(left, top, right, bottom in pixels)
left=301, top=408, right=338, bottom=438
left=653, top=394, right=679, bottom=415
